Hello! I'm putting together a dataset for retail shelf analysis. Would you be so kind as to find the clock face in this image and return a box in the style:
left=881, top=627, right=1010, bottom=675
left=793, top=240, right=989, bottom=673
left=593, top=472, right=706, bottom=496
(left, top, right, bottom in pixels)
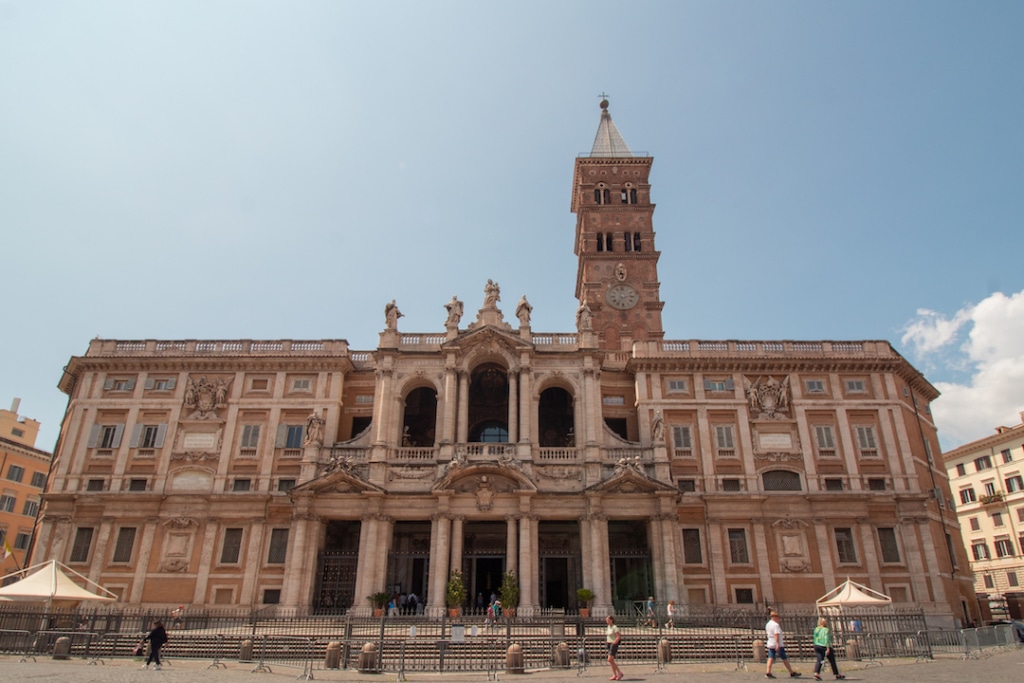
left=606, top=284, right=639, bottom=310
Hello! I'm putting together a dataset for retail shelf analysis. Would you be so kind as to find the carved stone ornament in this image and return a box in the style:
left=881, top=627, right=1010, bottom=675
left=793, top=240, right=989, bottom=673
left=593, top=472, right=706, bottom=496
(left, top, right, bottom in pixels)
left=475, top=481, right=496, bottom=511
left=497, top=453, right=523, bottom=471
left=183, top=375, right=230, bottom=420
left=613, top=455, right=645, bottom=475
left=388, top=466, right=435, bottom=481
left=304, top=411, right=325, bottom=447
left=535, top=466, right=583, bottom=481
left=162, top=517, right=200, bottom=530
left=754, top=451, right=803, bottom=463
left=324, top=451, right=357, bottom=474
left=743, top=376, right=792, bottom=420
left=171, top=451, right=220, bottom=463
left=781, top=557, right=810, bottom=573
left=160, top=558, right=190, bottom=573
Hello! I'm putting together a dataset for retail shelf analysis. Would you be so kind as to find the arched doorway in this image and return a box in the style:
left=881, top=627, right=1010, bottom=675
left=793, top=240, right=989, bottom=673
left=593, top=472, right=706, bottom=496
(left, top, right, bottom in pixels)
left=538, top=386, right=574, bottom=446
left=402, top=386, right=437, bottom=446
left=468, top=363, right=509, bottom=442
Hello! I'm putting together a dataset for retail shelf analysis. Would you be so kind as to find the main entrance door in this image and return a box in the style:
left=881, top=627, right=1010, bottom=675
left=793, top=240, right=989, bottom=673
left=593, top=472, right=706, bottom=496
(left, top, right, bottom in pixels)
left=461, top=521, right=506, bottom=613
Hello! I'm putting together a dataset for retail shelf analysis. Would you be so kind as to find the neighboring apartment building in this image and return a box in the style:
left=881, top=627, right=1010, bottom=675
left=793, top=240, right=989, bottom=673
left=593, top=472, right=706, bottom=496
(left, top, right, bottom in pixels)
left=0, top=399, right=51, bottom=577
left=34, top=101, right=977, bottom=626
left=943, top=413, right=1024, bottom=606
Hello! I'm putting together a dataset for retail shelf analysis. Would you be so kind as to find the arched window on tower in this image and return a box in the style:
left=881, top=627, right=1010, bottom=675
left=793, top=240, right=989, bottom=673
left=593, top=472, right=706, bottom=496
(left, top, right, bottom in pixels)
left=596, top=233, right=604, bottom=252
left=630, top=188, right=638, bottom=204
left=605, top=233, right=614, bottom=252
left=633, top=232, right=641, bottom=251
left=624, top=231, right=632, bottom=252
left=594, top=189, right=602, bottom=204
left=621, top=189, right=628, bottom=204
left=602, top=188, right=610, bottom=204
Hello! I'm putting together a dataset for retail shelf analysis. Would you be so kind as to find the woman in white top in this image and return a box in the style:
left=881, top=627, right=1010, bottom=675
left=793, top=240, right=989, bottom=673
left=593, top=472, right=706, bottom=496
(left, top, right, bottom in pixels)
left=605, top=615, right=623, bottom=681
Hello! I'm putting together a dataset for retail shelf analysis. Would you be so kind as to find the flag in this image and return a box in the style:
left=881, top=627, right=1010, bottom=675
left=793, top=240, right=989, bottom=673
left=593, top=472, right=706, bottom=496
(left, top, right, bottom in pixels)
left=1, top=537, right=12, bottom=560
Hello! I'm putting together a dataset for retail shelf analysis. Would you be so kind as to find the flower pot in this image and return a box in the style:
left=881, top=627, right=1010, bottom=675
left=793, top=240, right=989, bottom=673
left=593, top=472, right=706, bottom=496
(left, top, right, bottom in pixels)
left=448, top=607, right=462, bottom=618
left=374, top=608, right=383, bottom=617
left=579, top=608, right=590, bottom=618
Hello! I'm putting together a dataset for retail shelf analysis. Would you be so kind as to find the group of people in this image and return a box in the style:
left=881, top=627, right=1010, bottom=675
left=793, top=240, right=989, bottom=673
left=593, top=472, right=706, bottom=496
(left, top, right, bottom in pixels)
left=483, top=595, right=503, bottom=628
left=765, top=611, right=846, bottom=681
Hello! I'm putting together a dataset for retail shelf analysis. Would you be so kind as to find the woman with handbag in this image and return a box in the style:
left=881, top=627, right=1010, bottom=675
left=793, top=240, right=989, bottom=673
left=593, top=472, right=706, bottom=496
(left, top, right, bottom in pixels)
left=812, top=617, right=844, bottom=680
left=141, top=620, right=168, bottom=670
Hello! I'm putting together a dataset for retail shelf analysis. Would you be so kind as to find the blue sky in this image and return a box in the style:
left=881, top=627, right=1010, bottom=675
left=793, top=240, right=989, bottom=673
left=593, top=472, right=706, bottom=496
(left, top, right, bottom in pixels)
left=1, top=1, right=1022, bottom=451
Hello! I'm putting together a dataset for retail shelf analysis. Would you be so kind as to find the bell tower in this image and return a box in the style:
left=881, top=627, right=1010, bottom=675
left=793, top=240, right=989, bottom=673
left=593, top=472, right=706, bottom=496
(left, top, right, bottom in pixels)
left=571, top=99, right=664, bottom=350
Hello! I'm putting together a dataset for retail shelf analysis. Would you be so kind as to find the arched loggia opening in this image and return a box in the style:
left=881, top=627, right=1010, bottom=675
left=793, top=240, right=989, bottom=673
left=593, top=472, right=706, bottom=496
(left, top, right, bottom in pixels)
left=538, top=386, right=575, bottom=446
left=468, top=363, right=509, bottom=442
left=402, top=386, right=437, bottom=446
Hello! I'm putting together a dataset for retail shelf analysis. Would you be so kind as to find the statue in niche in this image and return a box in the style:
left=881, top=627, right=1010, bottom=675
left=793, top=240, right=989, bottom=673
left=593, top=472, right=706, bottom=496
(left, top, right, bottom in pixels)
left=576, top=299, right=593, bottom=332
left=483, top=279, right=500, bottom=308
left=384, top=299, right=403, bottom=330
left=651, top=411, right=665, bottom=443
left=445, top=295, right=464, bottom=326
left=304, top=412, right=325, bottom=447
left=184, top=376, right=230, bottom=420
left=515, top=295, right=532, bottom=327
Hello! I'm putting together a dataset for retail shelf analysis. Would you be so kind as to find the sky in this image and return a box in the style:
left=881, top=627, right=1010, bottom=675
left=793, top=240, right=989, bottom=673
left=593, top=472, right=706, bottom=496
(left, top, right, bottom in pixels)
left=1, top=1, right=1022, bottom=453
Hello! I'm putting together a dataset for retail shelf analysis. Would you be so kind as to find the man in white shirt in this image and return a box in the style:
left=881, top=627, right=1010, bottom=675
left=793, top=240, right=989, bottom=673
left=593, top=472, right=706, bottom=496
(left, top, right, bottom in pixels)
left=765, top=611, right=800, bottom=678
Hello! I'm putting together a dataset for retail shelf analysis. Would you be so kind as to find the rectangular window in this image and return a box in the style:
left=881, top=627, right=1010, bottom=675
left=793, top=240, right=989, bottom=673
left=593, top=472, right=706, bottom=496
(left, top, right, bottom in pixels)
left=995, top=539, right=1015, bottom=558
left=1018, top=508, right=1024, bottom=523
left=110, top=379, right=134, bottom=392
left=30, top=471, right=46, bottom=488
left=960, top=488, right=977, bottom=504
left=6, top=465, right=25, bottom=483
left=286, top=425, right=304, bottom=449
left=69, top=527, right=95, bottom=563
left=975, top=455, right=993, bottom=471
left=291, top=378, right=311, bottom=392
left=677, top=479, right=696, bottom=493
left=1020, top=535, right=1024, bottom=555
left=148, top=378, right=175, bottom=391
left=355, top=394, right=374, bottom=404
left=946, top=533, right=958, bottom=569
left=867, top=478, right=887, bottom=491
left=1005, top=475, right=1023, bottom=493
left=140, top=426, right=161, bottom=449
left=722, top=478, right=742, bottom=492
left=263, top=589, right=281, bottom=604
left=267, top=528, right=289, bottom=564
left=835, top=528, right=858, bottom=564
left=667, top=379, right=688, bottom=393
left=22, top=500, right=39, bottom=517
left=993, top=512, right=1004, bottom=527
left=735, top=588, right=754, bottom=604
left=682, top=528, right=703, bottom=564
left=972, top=542, right=990, bottom=561
left=970, top=517, right=981, bottom=531
left=241, top=425, right=261, bottom=450
left=814, top=425, right=836, bottom=457
left=727, top=529, right=749, bottom=564
left=128, top=479, right=147, bottom=491
left=825, top=478, right=844, bottom=491
left=878, top=527, right=901, bottom=563
left=220, top=528, right=243, bottom=564
left=86, top=479, right=105, bottom=491
left=1002, top=449, right=1013, bottom=463
left=1009, top=572, right=1020, bottom=588
left=984, top=481, right=997, bottom=496
left=232, top=479, right=251, bottom=492
left=805, top=379, right=825, bottom=394
left=0, top=494, right=15, bottom=513
left=855, top=426, right=878, bottom=457
left=602, top=396, right=625, bottom=405
left=277, top=479, right=296, bottom=492
left=956, top=463, right=967, bottom=477
left=11, top=427, right=24, bottom=437
left=704, top=379, right=732, bottom=392
left=250, top=378, right=270, bottom=391
left=715, top=425, right=735, bottom=457
left=98, top=425, right=122, bottom=449
left=112, top=527, right=137, bottom=563
left=983, top=574, right=994, bottom=589
left=845, top=379, right=866, bottom=393
left=672, top=425, right=692, bottom=456
left=14, top=532, right=30, bottom=550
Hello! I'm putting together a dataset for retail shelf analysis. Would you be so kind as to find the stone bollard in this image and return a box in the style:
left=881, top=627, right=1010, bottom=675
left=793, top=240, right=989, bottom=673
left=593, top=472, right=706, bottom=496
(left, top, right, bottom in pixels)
left=846, top=639, right=861, bottom=661
left=52, top=636, right=72, bottom=660
left=658, top=637, right=672, bottom=664
left=239, top=638, right=254, bottom=662
left=506, top=643, right=525, bottom=674
left=324, top=641, right=341, bottom=669
left=753, top=639, right=766, bottom=663
left=553, top=642, right=570, bottom=668
left=358, top=642, right=379, bottom=673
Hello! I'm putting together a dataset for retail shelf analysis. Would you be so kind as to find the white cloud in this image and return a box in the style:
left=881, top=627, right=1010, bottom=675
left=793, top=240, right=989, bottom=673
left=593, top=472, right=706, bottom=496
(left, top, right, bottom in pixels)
left=902, top=290, right=1024, bottom=449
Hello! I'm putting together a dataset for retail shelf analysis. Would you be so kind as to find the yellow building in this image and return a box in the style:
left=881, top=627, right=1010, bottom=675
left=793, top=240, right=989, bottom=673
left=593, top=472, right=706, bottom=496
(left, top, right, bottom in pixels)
left=35, top=102, right=976, bottom=626
left=0, top=399, right=50, bottom=577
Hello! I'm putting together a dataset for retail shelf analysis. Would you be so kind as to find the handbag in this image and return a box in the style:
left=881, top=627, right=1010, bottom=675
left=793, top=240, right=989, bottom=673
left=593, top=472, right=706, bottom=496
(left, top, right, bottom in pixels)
left=132, top=643, right=145, bottom=657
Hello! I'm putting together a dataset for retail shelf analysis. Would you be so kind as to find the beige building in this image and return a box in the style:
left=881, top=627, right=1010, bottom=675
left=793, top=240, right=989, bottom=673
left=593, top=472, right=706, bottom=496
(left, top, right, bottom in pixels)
left=1, top=399, right=50, bottom=577
left=943, top=413, right=1024, bottom=610
left=35, top=102, right=976, bottom=625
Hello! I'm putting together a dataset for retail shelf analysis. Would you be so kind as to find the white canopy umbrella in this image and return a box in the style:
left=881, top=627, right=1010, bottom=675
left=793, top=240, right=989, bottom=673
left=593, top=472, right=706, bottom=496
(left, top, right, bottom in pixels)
left=0, top=560, right=117, bottom=604
left=816, top=578, right=892, bottom=610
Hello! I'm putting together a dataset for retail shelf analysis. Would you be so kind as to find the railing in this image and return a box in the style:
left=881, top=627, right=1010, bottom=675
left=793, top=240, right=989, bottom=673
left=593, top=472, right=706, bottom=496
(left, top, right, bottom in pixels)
left=536, top=448, right=580, bottom=462
left=633, top=340, right=893, bottom=359
left=390, top=447, right=437, bottom=461
left=91, top=339, right=350, bottom=357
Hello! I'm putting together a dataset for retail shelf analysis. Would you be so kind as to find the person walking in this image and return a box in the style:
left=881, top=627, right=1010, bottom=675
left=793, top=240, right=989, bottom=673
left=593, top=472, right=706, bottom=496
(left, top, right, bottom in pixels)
left=605, top=615, right=624, bottom=681
left=813, top=617, right=845, bottom=680
left=664, top=599, right=676, bottom=629
left=765, top=611, right=800, bottom=678
left=141, top=620, right=168, bottom=670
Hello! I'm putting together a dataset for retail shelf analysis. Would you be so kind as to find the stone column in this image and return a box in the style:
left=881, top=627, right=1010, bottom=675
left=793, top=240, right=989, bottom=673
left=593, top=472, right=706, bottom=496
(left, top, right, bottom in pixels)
left=129, top=518, right=160, bottom=604
left=518, top=358, right=532, bottom=443
left=372, top=367, right=394, bottom=445
left=579, top=516, right=594, bottom=597
left=813, top=518, right=836, bottom=590
left=457, top=372, right=469, bottom=444
left=518, top=514, right=539, bottom=616
left=505, top=516, right=519, bottom=575
left=647, top=517, right=665, bottom=599
left=441, top=363, right=457, bottom=444
left=192, top=520, right=220, bottom=605
left=707, top=520, right=728, bottom=605
left=449, top=516, right=464, bottom=581
left=239, top=519, right=266, bottom=605
left=428, top=514, right=451, bottom=614
left=507, top=369, right=518, bottom=443
left=590, top=514, right=611, bottom=612
left=353, top=515, right=378, bottom=613
left=659, top=513, right=681, bottom=603
left=899, top=516, right=930, bottom=603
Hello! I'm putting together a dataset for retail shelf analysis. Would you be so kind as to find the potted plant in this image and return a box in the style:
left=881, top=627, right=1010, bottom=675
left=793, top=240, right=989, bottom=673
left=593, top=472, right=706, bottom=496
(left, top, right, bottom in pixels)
left=446, top=570, right=467, bottom=617
left=368, top=591, right=390, bottom=617
left=576, top=588, right=594, bottom=618
left=499, top=569, right=520, bottom=618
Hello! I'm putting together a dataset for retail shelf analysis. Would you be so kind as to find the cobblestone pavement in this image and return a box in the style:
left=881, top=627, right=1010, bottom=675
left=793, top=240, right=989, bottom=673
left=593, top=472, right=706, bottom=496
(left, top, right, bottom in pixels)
left=2, top=648, right=1022, bottom=683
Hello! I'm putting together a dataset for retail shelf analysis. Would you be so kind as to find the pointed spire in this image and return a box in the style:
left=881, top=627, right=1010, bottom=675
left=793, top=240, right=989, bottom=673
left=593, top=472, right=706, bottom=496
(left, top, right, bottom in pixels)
left=590, top=97, right=633, bottom=157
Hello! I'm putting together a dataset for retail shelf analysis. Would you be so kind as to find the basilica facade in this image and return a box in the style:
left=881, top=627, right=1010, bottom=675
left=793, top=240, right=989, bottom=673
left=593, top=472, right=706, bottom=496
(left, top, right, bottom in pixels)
left=35, top=102, right=977, bottom=625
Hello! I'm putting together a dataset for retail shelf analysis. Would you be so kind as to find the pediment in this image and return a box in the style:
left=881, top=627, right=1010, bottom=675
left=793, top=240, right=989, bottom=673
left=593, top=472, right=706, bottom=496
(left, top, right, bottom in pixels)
left=586, top=465, right=677, bottom=495
left=433, top=463, right=537, bottom=494
left=444, top=325, right=532, bottom=354
left=292, top=468, right=384, bottom=495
